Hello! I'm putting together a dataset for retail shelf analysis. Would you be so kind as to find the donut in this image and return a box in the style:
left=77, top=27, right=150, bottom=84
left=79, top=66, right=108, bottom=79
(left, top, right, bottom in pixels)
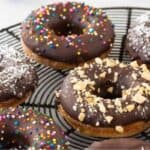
left=88, top=138, right=150, bottom=150
left=125, top=13, right=150, bottom=66
left=0, top=45, right=38, bottom=108
left=21, top=2, right=114, bottom=69
left=0, top=107, right=69, bottom=149
left=57, top=58, right=150, bottom=137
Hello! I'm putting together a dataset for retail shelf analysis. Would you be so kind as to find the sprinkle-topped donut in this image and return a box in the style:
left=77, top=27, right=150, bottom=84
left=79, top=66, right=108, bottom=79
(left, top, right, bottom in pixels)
left=0, top=45, right=38, bottom=107
left=0, top=107, right=69, bottom=149
left=21, top=2, right=114, bottom=69
left=58, top=58, right=150, bottom=137
left=126, top=13, right=150, bottom=64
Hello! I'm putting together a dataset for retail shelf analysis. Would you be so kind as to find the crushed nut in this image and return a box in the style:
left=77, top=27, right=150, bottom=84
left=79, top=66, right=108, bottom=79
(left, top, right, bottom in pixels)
left=95, top=58, right=102, bottom=64
left=81, top=108, right=85, bottom=113
left=132, top=73, right=137, bottom=80
left=96, top=121, right=100, bottom=126
left=99, top=72, right=106, bottom=78
left=108, top=68, right=112, bottom=74
left=83, top=63, right=89, bottom=68
left=140, top=64, right=148, bottom=72
left=126, top=104, right=135, bottom=112
left=98, top=102, right=106, bottom=113
left=119, top=63, right=126, bottom=68
left=73, top=81, right=87, bottom=91
left=108, top=104, right=115, bottom=108
left=97, top=88, right=101, bottom=93
left=78, top=112, right=85, bottom=122
left=115, top=126, right=124, bottom=133
left=70, top=77, right=78, bottom=83
left=94, top=73, right=98, bottom=79
left=114, top=99, right=122, bottom=107
left=72, top=105, right=77, bottom=111
left=130, top=61, right=139, bottom=68
left=132, top=93, right=146, bottom=104
left=107, top=87, right=114, bottom=93
left=55, top=91, right=60, bottom=98
left=114, top=72, right=118, bottom=82
left=106, top=59, right=116, bottom=67
left=141, top=72, right=150, bottom=81
left=105, top=116, right=113, bottom=123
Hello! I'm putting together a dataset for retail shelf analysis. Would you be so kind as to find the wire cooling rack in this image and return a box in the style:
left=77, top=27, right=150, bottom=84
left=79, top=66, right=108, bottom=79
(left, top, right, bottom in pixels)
left=0, top=7, right=150, bottom=150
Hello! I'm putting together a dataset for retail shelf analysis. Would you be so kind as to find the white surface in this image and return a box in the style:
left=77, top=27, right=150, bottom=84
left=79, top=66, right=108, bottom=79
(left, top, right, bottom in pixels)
left=0, top=0, right=150, bottom=29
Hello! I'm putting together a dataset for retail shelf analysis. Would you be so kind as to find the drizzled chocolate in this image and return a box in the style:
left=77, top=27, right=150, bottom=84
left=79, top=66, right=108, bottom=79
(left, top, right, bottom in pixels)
left=0, top=45, right=38, bottom=101
left=126, top=13, right=150, bottom=64
left=0, top=107, right=68, bottom=149
left=59, top=58, right=150, bottom=130
left=21, top=2, right=114, bottom=64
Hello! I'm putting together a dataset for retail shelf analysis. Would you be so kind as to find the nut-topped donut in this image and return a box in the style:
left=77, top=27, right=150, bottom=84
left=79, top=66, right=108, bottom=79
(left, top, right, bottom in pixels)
left=0, top=45, right=38, bottom=108
left=21, top=2, right=114, bottom=69
left=58, top=58, right=150, bottom=137
left=125, top=13, right=150, bottom=65
left=0, top=107, right=69, bottom=149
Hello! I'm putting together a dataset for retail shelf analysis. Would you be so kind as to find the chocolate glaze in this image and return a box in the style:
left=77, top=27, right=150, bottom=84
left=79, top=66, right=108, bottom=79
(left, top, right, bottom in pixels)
left=0, top=45, right=38, bottom=101
left=88, top=138, right=150, bottom=150
left=21, top=2, right=114, bottom=64
left=125, top=13, right=150, bottom=64
left=0, top=107, right=68, bottom=149
left=59, top=58, right=150, bottom=127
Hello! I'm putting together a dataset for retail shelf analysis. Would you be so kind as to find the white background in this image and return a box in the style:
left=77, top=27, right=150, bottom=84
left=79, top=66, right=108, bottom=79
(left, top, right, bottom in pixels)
left=0, top=0, right=150, bottom=29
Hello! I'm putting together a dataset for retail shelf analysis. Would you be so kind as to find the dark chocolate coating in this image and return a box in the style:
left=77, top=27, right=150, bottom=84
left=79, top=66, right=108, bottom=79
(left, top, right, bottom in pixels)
left=59, top=58, right=150, bottom=127
left=0, top=45, right=38, bottom=101
left=125, top=13, right=150, bottom=64
left=0, top=107, right=68, bottom=149
left=88, top=138, right=150, bottom=150
left=21, top=2, right=114, bottom=64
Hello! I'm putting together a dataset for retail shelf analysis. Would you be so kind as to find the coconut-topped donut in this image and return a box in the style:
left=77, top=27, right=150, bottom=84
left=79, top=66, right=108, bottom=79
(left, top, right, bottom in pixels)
left=58, top=58, right=150, bottom=137
left=0, top=107, right=69, bottom=149
left=125, top=13, right=150, bottom=65
left=21, top=2, right=114, bottom=69
left=0, top=45, right=38, bottom=107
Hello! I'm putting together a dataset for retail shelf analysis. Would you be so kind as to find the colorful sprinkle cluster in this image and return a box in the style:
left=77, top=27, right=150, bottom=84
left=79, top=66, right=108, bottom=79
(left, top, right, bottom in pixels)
left=22, top=2, right=114, bottom=59
left=0, top=107, right=68, bottom=149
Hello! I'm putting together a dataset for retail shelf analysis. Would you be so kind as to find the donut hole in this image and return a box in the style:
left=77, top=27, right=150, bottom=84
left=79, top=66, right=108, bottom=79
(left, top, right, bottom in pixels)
left=0, top=132, right=30, bottom=149
left=94, top=81, right=122, bottom=99
left=51, top=20, right=83, bottom=36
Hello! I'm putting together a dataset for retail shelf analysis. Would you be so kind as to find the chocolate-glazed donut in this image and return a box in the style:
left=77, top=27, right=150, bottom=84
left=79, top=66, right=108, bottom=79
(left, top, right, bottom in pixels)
left=21, top=2, right=114, bottom=69
left=0, top=107, right=69, bottom=149
left=88, top=138, right=150, bottom=150
left=0, top=45, right=38, bottom=108
left=58, top=58, right=150, bottom=137
left=125, top=13, right=150, bottom=65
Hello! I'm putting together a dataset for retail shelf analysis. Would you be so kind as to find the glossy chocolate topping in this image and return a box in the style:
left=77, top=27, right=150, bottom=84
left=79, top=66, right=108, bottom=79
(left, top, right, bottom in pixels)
left=0, top=107, right=68, bottom=149
left=59, top=58, right=150, bottom=128
left=126, top=13, right=150, bottom=64
left=88, top=138, right=150, bottom=150
left=0, top=45, right=38, bottom=101
left=21, top=2, right=114, bottom=64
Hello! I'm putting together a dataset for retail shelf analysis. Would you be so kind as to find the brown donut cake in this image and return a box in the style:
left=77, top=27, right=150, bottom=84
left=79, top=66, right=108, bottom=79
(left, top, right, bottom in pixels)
left=0, top=45, right=38, bottom=108
left=21, top=2, right=114, bottom=69
left=0, top=107, right=69, bottom=149
left=125, top=13, right=150, bottom=66
left=88, top=138, right=150, bottom=150
left=57, top=58, right=150, bottom=137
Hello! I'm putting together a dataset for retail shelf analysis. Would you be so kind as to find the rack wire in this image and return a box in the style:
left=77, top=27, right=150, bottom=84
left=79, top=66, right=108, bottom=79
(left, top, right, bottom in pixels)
left=0, top=7, right=150, bottom=150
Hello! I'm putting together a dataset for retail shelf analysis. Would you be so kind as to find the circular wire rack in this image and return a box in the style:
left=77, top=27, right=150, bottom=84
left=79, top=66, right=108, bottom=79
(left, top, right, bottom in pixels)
left=0, top=7, right=150, bottom=150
